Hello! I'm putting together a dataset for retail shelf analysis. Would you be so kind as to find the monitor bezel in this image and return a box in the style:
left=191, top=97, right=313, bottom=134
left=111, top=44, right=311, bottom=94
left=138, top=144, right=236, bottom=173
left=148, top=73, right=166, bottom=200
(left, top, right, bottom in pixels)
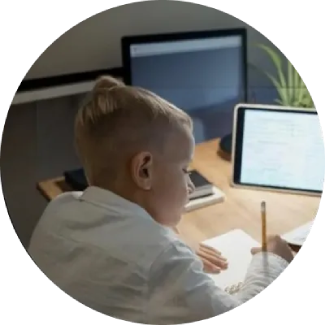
left=121, top=28, right=248, bottom=103
left=231, top=103, right=322, bottom=196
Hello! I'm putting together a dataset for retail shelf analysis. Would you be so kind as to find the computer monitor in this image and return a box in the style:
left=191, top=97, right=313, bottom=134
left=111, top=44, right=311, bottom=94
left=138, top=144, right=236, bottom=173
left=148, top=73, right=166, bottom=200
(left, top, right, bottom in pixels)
left=122, top=28, right=248, bottom=144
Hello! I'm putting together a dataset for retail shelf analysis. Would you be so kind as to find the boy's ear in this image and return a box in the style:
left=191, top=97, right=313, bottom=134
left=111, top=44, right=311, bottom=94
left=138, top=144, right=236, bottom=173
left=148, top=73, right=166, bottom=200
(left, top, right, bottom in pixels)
left=131, top=152, right=153, bottom=190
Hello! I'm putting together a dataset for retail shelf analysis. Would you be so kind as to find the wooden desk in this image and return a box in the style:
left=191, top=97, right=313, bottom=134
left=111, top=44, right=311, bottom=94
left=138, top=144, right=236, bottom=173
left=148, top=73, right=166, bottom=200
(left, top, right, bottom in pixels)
left=37, top=139, right=320, bottom=244
left=37, top=177, right=71, bottom=201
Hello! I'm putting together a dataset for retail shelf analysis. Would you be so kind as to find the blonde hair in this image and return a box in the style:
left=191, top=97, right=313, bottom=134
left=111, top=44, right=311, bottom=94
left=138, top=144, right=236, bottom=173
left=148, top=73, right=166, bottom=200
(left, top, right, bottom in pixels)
left=74, top=76, right=192, bottom=186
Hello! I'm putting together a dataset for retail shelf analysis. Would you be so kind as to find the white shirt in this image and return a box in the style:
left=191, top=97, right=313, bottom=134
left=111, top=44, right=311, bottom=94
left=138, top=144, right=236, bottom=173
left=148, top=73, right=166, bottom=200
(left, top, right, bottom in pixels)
left=29, top=186, right=288, bottom=324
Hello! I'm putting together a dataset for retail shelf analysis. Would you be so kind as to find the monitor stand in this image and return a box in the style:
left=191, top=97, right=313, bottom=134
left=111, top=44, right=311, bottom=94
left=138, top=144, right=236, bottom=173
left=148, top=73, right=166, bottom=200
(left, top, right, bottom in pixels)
left=218, top=133, right=232, bottom=161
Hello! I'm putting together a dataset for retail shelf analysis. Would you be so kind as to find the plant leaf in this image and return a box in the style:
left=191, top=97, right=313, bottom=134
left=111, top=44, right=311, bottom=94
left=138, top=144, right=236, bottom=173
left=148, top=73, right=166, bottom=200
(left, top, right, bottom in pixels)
left=295, top=77, right=314, bottom=107
left=297, top=78, right=306, bottom=105
left=251, top=54, right=290, bottom=105
left=293, top=68, right=300, bottom=91
left=301, top=91, right=314, bottom=108
left=275, top=98, right=284, bottom=105
left=257, top=44, right=288, bottom=104
left=264, top=71, right=290, bottom=106
left=287, top=61, right=294, bottom=104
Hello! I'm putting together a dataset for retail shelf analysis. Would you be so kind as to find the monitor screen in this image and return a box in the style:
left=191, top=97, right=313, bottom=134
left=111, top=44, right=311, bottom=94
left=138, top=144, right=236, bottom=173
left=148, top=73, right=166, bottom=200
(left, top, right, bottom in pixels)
left=122, top=29, right=247, bottom=143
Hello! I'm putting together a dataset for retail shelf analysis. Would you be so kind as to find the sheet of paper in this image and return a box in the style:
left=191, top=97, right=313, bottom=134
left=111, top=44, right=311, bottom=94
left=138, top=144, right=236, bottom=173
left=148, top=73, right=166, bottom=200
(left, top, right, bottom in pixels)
left=202, top=229, right=259, bottom=290
left=281, top=221, right=313, bottom=246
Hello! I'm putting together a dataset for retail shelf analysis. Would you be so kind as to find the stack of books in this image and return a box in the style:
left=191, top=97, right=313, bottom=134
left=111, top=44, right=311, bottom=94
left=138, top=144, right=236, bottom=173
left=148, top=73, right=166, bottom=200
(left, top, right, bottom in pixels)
left=185, top=170, right=225, bottom=212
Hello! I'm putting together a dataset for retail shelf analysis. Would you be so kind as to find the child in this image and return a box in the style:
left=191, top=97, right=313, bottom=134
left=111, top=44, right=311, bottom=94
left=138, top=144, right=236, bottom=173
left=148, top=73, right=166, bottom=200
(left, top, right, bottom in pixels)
left=29, top=76, right=293, bottom=324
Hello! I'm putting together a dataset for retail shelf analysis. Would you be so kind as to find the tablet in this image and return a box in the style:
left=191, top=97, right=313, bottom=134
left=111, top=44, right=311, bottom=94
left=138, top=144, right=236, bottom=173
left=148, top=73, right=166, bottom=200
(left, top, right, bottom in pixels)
left=231, top=104, right=324, bottom=196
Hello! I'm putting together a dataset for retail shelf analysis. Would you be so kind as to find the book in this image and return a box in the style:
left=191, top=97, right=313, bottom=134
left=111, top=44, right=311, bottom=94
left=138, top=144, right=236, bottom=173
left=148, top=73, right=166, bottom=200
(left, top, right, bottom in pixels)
left=188, top=170, right=214, bottom=200
left=281, top=221, right=313, bottom=246
left=185, top=186, right=224, bottom=212
left=64, top=168, right=88, bottom=191
left=202, top=229, right=259, bottom=293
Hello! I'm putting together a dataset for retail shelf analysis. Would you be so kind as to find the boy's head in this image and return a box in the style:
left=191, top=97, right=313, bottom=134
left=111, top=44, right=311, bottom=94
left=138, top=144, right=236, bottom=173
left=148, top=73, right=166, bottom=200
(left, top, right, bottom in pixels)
left=74, top=76, right=195, bottom=227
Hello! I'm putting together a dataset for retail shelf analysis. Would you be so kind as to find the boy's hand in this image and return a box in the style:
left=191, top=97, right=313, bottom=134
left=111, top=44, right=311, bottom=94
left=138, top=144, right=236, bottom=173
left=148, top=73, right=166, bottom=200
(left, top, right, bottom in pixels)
left=196, top=243, right=228, bottom=273
left=251, top=235, right=294, bottom=263
left=172, top=226, right=228, bottom=273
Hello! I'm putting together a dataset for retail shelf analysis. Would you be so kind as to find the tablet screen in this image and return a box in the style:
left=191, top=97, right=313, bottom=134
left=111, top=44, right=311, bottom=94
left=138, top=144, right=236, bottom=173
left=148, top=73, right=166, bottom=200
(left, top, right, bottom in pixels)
left=233, top=106, right=325, bottom=193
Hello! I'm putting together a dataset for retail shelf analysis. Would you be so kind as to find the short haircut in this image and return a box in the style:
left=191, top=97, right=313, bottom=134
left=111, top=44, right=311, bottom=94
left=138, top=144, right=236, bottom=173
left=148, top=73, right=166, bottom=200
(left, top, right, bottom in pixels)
left=74, top=76, right=193, bottom=186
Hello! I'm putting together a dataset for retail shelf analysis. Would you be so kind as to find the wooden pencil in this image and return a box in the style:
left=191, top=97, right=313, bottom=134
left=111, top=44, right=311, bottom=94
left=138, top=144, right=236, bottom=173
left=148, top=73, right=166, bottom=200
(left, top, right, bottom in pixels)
left=261, top=201, right=267, bottom=251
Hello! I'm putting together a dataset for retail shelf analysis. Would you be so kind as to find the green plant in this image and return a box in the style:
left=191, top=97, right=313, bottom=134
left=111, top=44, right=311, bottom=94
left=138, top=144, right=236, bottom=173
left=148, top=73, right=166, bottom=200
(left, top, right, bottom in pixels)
left=257, top=43, right=314, bottom=108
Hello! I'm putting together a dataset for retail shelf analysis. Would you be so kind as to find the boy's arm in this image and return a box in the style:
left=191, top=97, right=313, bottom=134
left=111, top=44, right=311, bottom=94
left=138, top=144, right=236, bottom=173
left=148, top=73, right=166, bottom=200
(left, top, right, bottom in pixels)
left=147, top=240, right=288, bottom=324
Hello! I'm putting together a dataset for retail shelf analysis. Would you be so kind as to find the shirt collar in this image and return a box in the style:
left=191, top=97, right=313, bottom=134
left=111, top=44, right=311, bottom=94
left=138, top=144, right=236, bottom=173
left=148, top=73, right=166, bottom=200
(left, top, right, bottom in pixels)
left=79, top=186, right=152, bottom=220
